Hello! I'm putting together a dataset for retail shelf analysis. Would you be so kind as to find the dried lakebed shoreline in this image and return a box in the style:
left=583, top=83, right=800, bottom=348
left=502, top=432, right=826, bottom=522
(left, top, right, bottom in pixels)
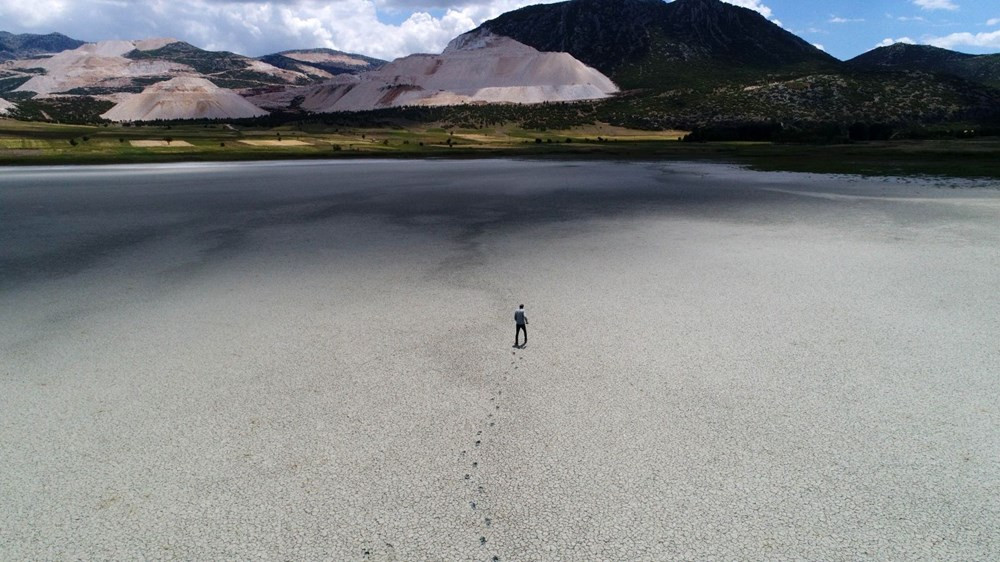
left=1, top=160, right=997, bottom=559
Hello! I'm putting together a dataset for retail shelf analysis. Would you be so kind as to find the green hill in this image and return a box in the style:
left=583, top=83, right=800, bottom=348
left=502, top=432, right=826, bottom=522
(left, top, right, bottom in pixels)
left=848, top=44, right=1000, bottom=89
left=125, top=42, right=322, bottom=90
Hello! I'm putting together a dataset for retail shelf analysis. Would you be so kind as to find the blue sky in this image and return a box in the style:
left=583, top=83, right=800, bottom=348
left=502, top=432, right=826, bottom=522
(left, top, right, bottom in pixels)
left=0, top=0, right=997, bottom=60
left=765, top=0, right=1000, bottom=59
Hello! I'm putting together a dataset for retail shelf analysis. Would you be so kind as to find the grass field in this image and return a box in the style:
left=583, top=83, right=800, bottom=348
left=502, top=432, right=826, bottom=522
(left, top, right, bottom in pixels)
left=1, top=118, right=998, bottom=178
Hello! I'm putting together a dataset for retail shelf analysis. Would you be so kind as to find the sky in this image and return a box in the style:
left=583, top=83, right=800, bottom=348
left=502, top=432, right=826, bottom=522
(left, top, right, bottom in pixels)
left=0, top=0, right=998, bottom=61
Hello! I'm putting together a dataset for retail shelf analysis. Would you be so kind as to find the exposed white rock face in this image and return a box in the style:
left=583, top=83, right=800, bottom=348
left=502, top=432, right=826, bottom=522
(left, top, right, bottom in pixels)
left=291, top=30, right=617, bottom=113
left=134, top=38, right=179, bottom=51
left=8, top=38, right=310, bottom=97
left=11, top=40, right=189, bottom=96
left=283, top=51, right=371, bottom=68
left=0, top=97, right=14, bottom=115
left=101, top=76, right=267, bottom=121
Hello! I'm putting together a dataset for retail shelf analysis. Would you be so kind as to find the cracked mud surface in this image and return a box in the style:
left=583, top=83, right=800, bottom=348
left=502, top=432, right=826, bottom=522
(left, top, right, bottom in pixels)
left=2, top=160, right=998, bottom=559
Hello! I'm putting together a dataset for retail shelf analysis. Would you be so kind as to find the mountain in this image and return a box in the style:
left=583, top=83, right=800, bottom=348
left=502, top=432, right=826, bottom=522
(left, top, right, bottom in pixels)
left=258, top=49, right=386, bottom=80
left=251, top=29, right=616, bottom=113
left=477, top=0, right=836, bottom=89
left=0, top=31, right=84, bottom=61
left=124, top=41, right=322, bottom=90
left=5, top=39, right=187, bottom=97
left=1, top=38, right=329, bottom=100
left=848, top=43, right=1000, bottom=89
left=3, top=0, right=999, bottom=130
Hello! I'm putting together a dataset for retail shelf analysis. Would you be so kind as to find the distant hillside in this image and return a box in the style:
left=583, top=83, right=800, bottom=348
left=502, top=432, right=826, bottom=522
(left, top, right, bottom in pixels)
left=0, top=31, right=84, bottom=61
left=124, top=41, right=323, bottom=90
left=258, top=49, right=386, bottom=79
left=3, top=1, right=999, bottom=131
left=478, top=0, right=836, bottom=89
left=848, top=44, right=1000, bottom=89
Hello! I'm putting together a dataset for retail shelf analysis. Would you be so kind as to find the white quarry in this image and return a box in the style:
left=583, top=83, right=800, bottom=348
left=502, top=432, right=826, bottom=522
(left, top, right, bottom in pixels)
left=282, top=51, right=372, bottom=68
left=2, top=30, right=618, bottom=121
left=101, top=76, right=267, bottom=121
left=256, top=30, right=618, bottom=113
left=10, top=39, right=188, bottom=96
left=6, top=39, right=309, bottom=98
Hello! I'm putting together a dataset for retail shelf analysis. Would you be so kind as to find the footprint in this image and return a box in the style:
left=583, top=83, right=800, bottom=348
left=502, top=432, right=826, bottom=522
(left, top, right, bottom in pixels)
left=484, top=517, right=492, bottom=527
left=471, top=501, right=477, bottom=510
left=472, top=462, right=478, bottom=468
left=464, top=474, right=470, bottom=480
left=475, top=440, right=481, bottom=447
left=480, top=536, right=487, bottom=545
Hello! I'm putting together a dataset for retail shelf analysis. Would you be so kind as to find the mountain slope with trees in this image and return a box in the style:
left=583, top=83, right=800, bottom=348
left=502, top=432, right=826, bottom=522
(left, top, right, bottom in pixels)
left=848, top=43, right=1000, bottom=89
left=0, top=31, right=84, bottom=61
left=479, top=0, right=836, bottom=89
left=258, top=49, right=386, bottom=79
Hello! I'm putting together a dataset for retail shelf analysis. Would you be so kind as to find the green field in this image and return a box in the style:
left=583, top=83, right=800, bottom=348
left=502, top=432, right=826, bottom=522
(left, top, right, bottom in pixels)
left=1, top=118, right=998, bottom=178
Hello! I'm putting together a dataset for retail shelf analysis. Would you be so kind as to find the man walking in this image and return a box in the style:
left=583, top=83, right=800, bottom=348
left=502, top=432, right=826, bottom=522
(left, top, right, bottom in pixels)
left=514, top=304, right=528, bottom=348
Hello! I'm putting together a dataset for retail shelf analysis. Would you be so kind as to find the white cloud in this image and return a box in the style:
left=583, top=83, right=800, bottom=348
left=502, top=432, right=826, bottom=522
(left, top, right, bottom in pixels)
left=987, top=17, right=1000, bottom=26
left=0, top=0, right=789, bottom=60
left=926, top=29, right=1000, bottom=50
left=722, top=0, right=772, bottom=19
left=896, top=15, right=926, bottom=22
left=0, top=0, right=566, bottom=60
left=719, top=0, right=782, bottom=26
left=912, top=0, right=958, bottom=11
left=812, top=43, right=825, bottom=51
left=0, top=0, right=70, bottom=27
left=829, top=16, right=864, bottom=24
left=876, top=37, right=916, bottom=47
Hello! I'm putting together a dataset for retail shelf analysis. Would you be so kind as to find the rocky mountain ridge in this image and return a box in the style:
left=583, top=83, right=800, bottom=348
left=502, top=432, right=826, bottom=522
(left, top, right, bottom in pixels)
left=258, top=49, right=386, bottom=79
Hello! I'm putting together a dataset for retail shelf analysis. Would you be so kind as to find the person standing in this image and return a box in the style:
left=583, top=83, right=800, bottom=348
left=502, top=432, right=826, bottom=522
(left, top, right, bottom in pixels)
left=514, top=304, right=528, bottom=347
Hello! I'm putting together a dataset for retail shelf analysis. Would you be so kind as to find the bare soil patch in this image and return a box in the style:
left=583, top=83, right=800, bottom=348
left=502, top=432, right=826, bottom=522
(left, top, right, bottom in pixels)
left=238, top=140, right=311, bottom=147
left=130, top=140, right=194, bottom=147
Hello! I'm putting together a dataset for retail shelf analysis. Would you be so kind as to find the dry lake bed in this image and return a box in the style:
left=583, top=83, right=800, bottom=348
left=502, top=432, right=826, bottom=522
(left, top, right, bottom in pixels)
left=1, top=159, right=998, bottom=560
